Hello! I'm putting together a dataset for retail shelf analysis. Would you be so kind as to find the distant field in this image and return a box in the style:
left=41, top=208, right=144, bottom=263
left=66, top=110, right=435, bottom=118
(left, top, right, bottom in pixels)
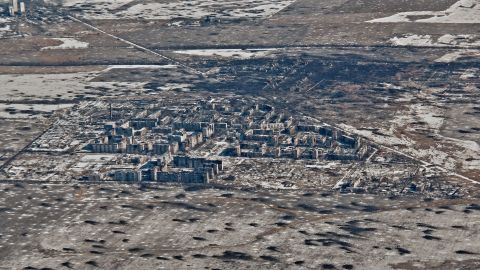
left=46, top=0, right=297, bottom=20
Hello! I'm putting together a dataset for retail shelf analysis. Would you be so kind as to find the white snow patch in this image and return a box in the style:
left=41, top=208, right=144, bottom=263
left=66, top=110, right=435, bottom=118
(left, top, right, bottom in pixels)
left=390, top=35, right=434, bottom=46
left=435, top=50, right=480, bottom=62
left=173, top=48, right=278, bottom=59
left=41, top=38, right=89, bottom=50
left=368, top=0, right=480, bottom=24
left=89, top=81, right=147, bottom=90
left=256, top=180, right=298, bottom=190
left=0, top=24, right=10, bottom=31
left=339, top=124, right=413, bottom=147
left=342, top=99, right=480, bottom=173
left=388, top=33, right=480, bottom=62
left=0, top=17, right=13, bottom=37
left=0, top=103, right=74, bottom=119
left=0, top=71, right=145, bottom=103
left=390, top=34, right=480, bottom=47
left=410, top=104, right=445, bottom=131
left=102, top=64, right=178, bottom=72
left=0, top=72, right=95, bottom=101
left=158, top=83, right=192, bottom=91
left=416, top=147, right=457, bottom=171
left=459, top=68, right=479, bottom=79
left=46, top=0, right=296, bottom=20
left=305, top=162, right=340, bottom=170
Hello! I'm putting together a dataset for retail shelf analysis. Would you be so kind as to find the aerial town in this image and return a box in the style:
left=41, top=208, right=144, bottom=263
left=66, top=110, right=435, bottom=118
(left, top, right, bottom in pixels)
left=0, top=0, right=479, bottom=269
left=2, top=95, right=467, bottom=199
left=13, top=97, right=369, bottom=182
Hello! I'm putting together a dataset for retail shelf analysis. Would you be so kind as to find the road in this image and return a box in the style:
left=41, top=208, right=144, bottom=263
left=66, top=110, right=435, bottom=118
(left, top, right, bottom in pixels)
left=0, top=122, right=53, bottom=173
left=67, top=15, right=205, bottom=76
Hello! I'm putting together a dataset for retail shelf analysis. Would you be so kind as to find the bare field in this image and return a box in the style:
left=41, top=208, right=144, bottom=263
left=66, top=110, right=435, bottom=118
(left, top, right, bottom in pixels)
left=0, top=184, right=479, bottom=269
left=0, top=119, right=48, bottom=167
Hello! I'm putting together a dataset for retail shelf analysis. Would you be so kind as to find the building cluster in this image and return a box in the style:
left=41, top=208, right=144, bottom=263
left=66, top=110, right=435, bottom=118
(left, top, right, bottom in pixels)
left=113, top=156, right=223, bottom=184
left=223, top=112, right=369, bottom=161
left=8, top=97, right=453, bottom=196
left=80, top=97, right=371, bottom=184
left=231, top=124, right=367, bottom=160
left=84, top=101, right=225, bottom=184
left=8, top=0, right=27, bottom=16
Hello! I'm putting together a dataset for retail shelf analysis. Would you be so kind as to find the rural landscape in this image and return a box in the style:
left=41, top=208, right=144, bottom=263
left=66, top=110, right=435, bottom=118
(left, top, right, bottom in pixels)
left=0, top=0, right=479, bottom=269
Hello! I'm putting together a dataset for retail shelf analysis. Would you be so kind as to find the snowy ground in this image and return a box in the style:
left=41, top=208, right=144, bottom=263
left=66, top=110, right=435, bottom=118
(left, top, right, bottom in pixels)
left=1, top=184, right=479, bottom=270
left=435, top=50, right=480, bottom=62
left=0, top=65, right=181, bottom=102
left=172, top=48, right=278, bottom=59
left=0, top=17, right=14, bottom=38
left=339, top=85, right=480, bottom=175
left=0, top=72, right=97, bottom=101
left=41, top=38, right=90, bottom=50
left=0, top=103, right=74, bottom=119
left=47, top=0, right=296, bottom=20
left=388, top=33, right=480, bottom=62
left=368, top=0, right=480, bottom=24
left=102, top=65, right=178, bottom=72
left=389, top=34, right=480, bottom=47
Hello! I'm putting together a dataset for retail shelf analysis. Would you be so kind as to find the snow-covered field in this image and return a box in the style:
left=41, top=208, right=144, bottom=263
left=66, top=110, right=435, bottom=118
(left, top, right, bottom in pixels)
left=0, top=17, right=14, bottom=38
left=173, top=48, right=278, bottom=59
left=102, top=64, right=178, bottom=71
left=47, top=0, right=296, bottom=20
left=340, top=86, right=480, bottom=175
left=390, top=34, right=480, bottom=47
left=435, top=50, right=480, bottom=62
left=156, top=83, right=192, bottom=91
left=368, top=0, right=480, bottom=23
left=0, top=71, right=147, bottom=102
left=0, top=72, right=96, bottom=101
left=41, top=38, right=89, bottom=50
left=388, top=34, right=480, bottom=62
left=0, top=103, right=74, bottom=119
left=0, top=64, right=185, bottom=106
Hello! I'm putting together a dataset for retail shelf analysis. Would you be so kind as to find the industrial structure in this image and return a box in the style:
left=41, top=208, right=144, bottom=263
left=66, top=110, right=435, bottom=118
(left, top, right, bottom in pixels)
left=8, top=0, right=27, bottom=16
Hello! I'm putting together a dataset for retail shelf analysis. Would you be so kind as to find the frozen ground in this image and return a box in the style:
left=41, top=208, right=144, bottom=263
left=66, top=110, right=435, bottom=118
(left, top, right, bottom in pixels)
left=0, top=69, right=151, bottom=102
left=0, top=119, right=48, bottom=167
left=435, top=50, right=480, bottom=62
left=48, top=0, right=296, bottom=20
left=1, top=183, right=479, bottom=270
left=369, top=0, right=480, bottom=23
left=218, top=158, right=347, bottom=190
left=103, top=65, right=178, bottom=72
left=0, top=72, right=96, bottom=101
left=41, top=37, right=90, bottom=50
left=389, top=34, right=480, bottom=47
left=339, top=94, right=480, bottom=176
left=0, top=16, right=14, bottom=38
left=0, top=103, right=74, bottom=119
left=172, top=48, right=278, bottom=59
left=388, top=34, right=480, bottom=62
